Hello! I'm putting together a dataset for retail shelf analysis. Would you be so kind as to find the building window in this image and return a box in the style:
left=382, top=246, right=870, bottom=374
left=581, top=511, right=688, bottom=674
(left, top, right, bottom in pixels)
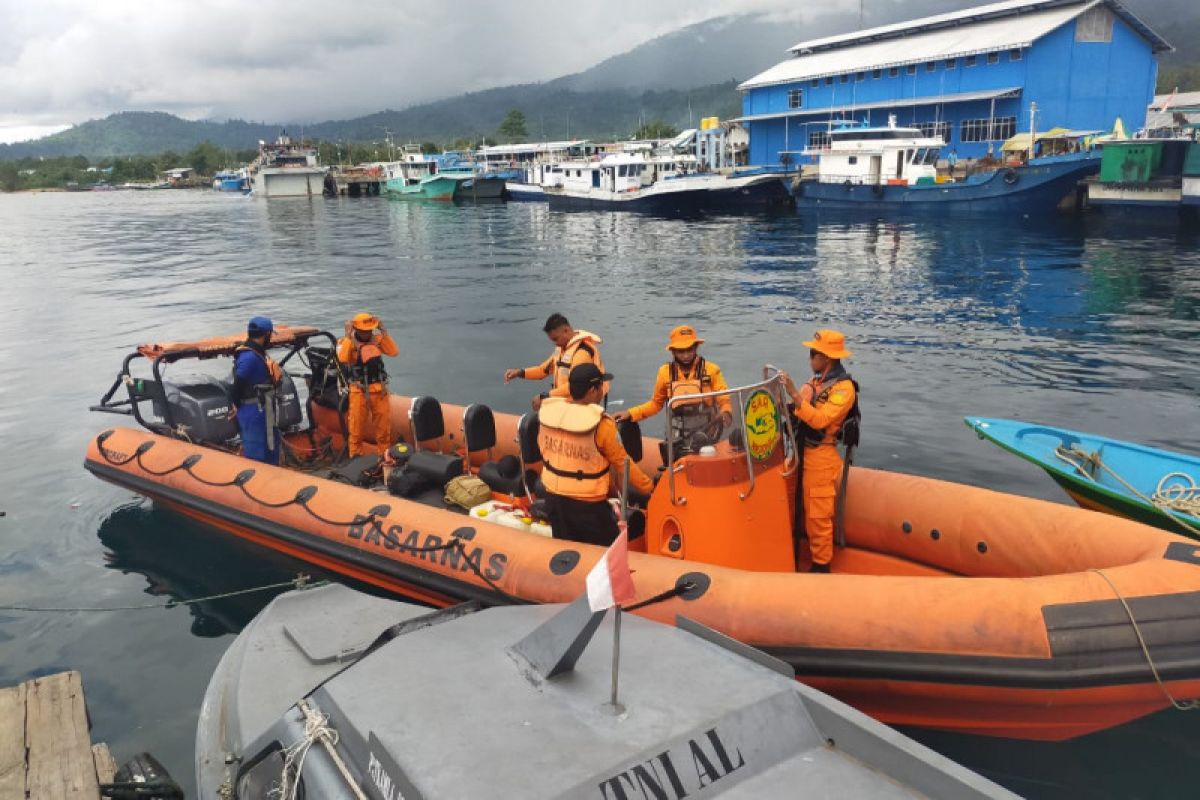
left=1009, top=48, right=1022, bottom=61
left=872, top=68, right=882, bottom=79
left=944, top=58, right=957, bottom=69
left=1075, top=6, right=1114, bottom=42
left=925, top=61, right=936, bottom=72
left=888, top=66, right=899, bottom=77
left=965, top=55, right=977, bottom=67
left=856, top=71, right=865, bottom=81
left=840, top=73, right=849, bottom=83
left=788, top=89, right=804, bottom=109
left=987, top=51, right=1000, bottom=65
left=808, top=131, right=830, bottom=149
left=906, top=64, right=917, bottom=75
left=915, top=121, right=951, bottom=141
left=825, top=76, right=834, bottom=85
left=960, top=116, right=1017, bottom=142
left=848, top=155, right=858, bottom=165
left=811, top=78, right=819, bottom=87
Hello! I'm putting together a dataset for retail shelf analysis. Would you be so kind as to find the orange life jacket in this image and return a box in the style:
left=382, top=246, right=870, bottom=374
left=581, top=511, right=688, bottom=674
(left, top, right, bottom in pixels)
left=801, top=369, right=856, bottom=447
left=667, top=357, right=716, bottom=409
left=552, top=331, right=604, bottom=392
left=348, top=340, right=388, bottom=385
left=537, top=398, right=610, bottom=501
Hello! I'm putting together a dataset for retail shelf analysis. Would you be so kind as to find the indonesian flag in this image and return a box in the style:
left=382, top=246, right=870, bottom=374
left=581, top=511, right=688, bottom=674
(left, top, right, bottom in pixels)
left=586, top=523, right=636, bottom=612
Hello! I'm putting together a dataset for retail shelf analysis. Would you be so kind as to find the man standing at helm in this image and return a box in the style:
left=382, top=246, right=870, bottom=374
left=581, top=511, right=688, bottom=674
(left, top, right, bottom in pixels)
left=504, top=313, right=606, bottom=410
left=614, top=325, right=732, bottom=452
left=538, top=364, right=654, bottom=546
left=232, top=316, right=284, bottom=465
left=780, top=329, right=858, bottom=573
left=338, top=313, right=399, bottom=457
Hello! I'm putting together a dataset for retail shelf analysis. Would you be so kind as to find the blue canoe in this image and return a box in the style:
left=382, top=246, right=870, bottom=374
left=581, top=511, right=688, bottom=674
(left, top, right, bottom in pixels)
left=964, top=417, right=1200, bottom=538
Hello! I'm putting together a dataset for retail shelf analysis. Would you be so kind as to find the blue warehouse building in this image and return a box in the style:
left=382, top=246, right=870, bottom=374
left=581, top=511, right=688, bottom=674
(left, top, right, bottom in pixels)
left=737, top=0, right=1172, bottom=165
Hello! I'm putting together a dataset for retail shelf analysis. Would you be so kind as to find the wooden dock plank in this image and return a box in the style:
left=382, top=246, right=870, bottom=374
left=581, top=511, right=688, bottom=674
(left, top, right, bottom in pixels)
left=91, top=743, right=116, bottom=786
left=0, top=682, right=27, bottom=800
left=25, top=671, right=99, bottom=800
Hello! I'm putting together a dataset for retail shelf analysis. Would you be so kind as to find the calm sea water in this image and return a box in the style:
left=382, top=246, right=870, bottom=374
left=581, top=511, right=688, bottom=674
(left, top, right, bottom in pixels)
left=1, top=190, right=1198, bottom=797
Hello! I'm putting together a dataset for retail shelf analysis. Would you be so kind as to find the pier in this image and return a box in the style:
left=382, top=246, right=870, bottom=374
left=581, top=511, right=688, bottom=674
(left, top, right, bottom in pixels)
left=0, top=671, right=115, bottom=800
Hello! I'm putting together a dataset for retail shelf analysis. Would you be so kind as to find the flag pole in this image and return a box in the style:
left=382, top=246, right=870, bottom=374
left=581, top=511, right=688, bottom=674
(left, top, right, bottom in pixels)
left=608, top=458, right=632, bottom=713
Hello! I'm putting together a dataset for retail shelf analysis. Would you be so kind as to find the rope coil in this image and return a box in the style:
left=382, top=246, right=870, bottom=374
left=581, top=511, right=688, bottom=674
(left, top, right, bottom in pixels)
left=1053, top=445, right=1200, bottom=538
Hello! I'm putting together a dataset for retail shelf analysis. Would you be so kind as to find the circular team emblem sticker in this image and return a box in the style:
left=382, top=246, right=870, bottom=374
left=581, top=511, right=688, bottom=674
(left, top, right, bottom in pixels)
left=743, top=389, right=780, bottom=461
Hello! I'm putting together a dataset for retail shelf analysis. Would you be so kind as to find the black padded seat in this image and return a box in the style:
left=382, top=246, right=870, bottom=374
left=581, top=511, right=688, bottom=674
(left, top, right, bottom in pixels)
left=616, top=418, right=643, bottom=463
left=409, top=396, right=445, bottom=451
left=518, top=412, right=542, bottom=465
left=463, top=404, right=497, bottom=461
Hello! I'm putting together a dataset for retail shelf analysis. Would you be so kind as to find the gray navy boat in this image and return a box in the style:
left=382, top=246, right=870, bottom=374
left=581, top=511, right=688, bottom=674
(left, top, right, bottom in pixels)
left=196, top=583, right=1016, bottom=799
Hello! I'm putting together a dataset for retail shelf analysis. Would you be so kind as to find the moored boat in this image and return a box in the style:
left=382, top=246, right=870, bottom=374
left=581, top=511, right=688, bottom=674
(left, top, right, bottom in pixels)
left=248, top=133, right=326, bottom=198
left=966, top=416, right=1200, bottom=538
left=546, top=153, right=791, bottom=212
left=197, top=582, right=1014, bottom=798
left=383, top=146, right=461, bottom=201
left=86, top=327, right=1200, bottom=741
left=791, top=117, right=1099, bottom=214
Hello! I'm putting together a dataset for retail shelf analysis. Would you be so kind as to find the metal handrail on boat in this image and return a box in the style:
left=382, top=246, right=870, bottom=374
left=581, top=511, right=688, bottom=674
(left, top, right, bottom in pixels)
left=664, top=366, right=797, bottom=506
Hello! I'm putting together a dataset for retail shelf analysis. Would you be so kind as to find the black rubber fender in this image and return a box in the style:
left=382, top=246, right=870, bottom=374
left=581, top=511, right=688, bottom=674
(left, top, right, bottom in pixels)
left=1003, top=168, right=1019, bottom=185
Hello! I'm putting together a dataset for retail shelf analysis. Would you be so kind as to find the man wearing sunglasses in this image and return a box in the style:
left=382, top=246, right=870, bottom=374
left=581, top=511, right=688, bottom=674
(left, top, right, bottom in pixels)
left=614, top=325, right=732, bottom=456
left=781, top=329, right=858, bottom=573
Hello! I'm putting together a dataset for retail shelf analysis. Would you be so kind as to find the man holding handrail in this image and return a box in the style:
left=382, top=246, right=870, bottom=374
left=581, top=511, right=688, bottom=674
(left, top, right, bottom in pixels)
left=780, top=329, right=859, bottom=573
left=613, top=325, right=732, bottom=456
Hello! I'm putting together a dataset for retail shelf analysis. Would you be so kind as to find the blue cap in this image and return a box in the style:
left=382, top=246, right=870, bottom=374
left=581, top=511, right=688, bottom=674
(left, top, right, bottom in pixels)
left=247, top=316, right=273, bottom=336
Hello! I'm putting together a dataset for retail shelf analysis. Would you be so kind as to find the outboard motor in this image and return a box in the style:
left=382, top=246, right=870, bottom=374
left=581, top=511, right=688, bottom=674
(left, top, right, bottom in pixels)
left=150, top=375, right=239, bottom=444
left=305, top=346, right=344, bottom=409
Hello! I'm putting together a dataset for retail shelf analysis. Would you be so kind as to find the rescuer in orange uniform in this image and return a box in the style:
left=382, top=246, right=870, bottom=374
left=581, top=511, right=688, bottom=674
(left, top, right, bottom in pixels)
left=537, top=363, right=654, bottom=546
left=781, top=329, right=858, bottom=573
left=614, top=325, right=733, bottom=452
left=337, top=313, right=399, bottom=457
left=504, top=313, right=606, bottom=410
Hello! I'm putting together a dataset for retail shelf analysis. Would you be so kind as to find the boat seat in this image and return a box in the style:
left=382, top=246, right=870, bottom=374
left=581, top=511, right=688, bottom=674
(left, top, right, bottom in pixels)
left=462, top=403, right=497, bottom=465
left=518, top=412, right=542, bottom=465
left=463, top=403, right=524, bottom=495
left=409, top=396, right=445, bottom=452
left=617, top=419, right=643, bottom=463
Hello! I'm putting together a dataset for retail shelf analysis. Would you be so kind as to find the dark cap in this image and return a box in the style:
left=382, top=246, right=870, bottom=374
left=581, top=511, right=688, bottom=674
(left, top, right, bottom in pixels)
left=247, top=316, right=273, bottom=336
left=568, top=363, right=613, bottom=388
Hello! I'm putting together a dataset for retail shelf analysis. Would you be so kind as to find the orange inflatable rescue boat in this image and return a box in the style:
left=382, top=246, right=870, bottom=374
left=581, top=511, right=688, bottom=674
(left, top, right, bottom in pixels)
left=87, top=327, right=1200, bottom=741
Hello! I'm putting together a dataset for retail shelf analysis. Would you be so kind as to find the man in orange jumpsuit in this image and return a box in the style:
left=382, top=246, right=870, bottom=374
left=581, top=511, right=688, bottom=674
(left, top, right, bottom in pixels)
left=504, top=313, right=605, bottom=410
left=614, top=324, right=732, bottom=454
left=537, top=364, right=654, bottom=546
left=337, top=312, right=399, bottom=457
left=781, top=329, right=857, bottom=573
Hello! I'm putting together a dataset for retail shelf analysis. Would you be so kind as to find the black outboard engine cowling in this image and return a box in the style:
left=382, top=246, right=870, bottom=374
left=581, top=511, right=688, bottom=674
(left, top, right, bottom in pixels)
left=151, top=376, right=239, bottom=444
left=305, top=346, right=344, bottom=409
left=274, top=372, right=303, bottom=429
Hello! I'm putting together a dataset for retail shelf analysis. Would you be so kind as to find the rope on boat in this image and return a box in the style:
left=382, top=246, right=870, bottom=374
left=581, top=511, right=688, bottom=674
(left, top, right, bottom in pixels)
left=94, top=433, right=524, bottom=604
left=1090, top=568, right=1200, bottom=713
left=0, top=573, right=322, bottom=613
left=279, top=700, right=367, bottom=800
left=1053, top=445, right=1200, bottom=538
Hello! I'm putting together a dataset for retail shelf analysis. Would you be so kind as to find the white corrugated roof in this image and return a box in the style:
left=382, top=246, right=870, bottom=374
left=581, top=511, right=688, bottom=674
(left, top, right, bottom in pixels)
left=786, top=0, right=1168, bottom=55
left=741, top=3, right=1087, bottom=90
left=734, top=87, right=1022, bottom=123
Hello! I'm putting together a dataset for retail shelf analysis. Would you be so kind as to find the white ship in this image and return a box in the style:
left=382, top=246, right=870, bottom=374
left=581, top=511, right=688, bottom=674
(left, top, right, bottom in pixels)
left=249, top=133, right=326, bottom=198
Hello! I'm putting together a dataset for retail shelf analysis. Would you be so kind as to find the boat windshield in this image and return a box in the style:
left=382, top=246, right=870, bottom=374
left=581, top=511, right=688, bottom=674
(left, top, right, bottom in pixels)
left=660, top=366, right=798, bottom=502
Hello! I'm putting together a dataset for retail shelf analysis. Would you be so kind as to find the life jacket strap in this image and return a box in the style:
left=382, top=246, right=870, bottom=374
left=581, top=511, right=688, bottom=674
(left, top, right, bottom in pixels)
left=543, top=461, right=609, bottom=481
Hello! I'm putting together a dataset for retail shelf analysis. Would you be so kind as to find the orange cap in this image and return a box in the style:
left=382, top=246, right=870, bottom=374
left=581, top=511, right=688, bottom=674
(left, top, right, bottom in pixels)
left=351, top=312, right=380, bottom=332
left=666, top=325, right=705, bottom=351
left=803, top=329, right=852, bottom=359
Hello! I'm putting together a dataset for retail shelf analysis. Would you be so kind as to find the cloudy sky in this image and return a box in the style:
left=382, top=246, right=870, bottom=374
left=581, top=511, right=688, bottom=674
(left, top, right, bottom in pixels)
left=0, top=0, right=824, bottom=144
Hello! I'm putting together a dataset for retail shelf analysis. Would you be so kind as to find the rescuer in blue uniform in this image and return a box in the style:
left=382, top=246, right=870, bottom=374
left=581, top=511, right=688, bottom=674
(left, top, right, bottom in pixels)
left=232, top=316, right=283, bottom=465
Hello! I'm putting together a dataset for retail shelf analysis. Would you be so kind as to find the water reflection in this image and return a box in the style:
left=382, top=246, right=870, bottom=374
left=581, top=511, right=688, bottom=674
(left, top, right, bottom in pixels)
left=97, top=501, right=320, bottom=637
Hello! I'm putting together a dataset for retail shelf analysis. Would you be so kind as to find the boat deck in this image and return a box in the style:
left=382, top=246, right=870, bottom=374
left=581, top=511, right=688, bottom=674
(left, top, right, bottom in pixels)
left=0, top=671, right=116, bottom=799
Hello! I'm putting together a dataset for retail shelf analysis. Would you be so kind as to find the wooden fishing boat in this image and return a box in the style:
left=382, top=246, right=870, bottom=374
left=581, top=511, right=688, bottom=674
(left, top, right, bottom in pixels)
left=85, top=329, right=1200, bottom=741
left=966, top=417, right=1200, bottom=539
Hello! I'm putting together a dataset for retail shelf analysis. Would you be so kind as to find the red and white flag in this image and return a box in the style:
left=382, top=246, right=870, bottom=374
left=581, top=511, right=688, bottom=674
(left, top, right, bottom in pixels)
left=586, top=523, right=636, bottom=612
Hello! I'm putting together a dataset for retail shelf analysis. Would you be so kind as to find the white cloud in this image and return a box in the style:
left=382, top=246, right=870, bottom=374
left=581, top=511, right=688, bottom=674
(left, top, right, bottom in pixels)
left=0, top=0, right=816, bottom=131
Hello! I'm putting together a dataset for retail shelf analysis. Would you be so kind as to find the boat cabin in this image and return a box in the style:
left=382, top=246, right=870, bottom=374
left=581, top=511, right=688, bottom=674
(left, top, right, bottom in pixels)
left=382, top=145, right=439, bottom=187
left=807, top=115, right=943, bottom=186
left=557, top=153, right=657, bottom=194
